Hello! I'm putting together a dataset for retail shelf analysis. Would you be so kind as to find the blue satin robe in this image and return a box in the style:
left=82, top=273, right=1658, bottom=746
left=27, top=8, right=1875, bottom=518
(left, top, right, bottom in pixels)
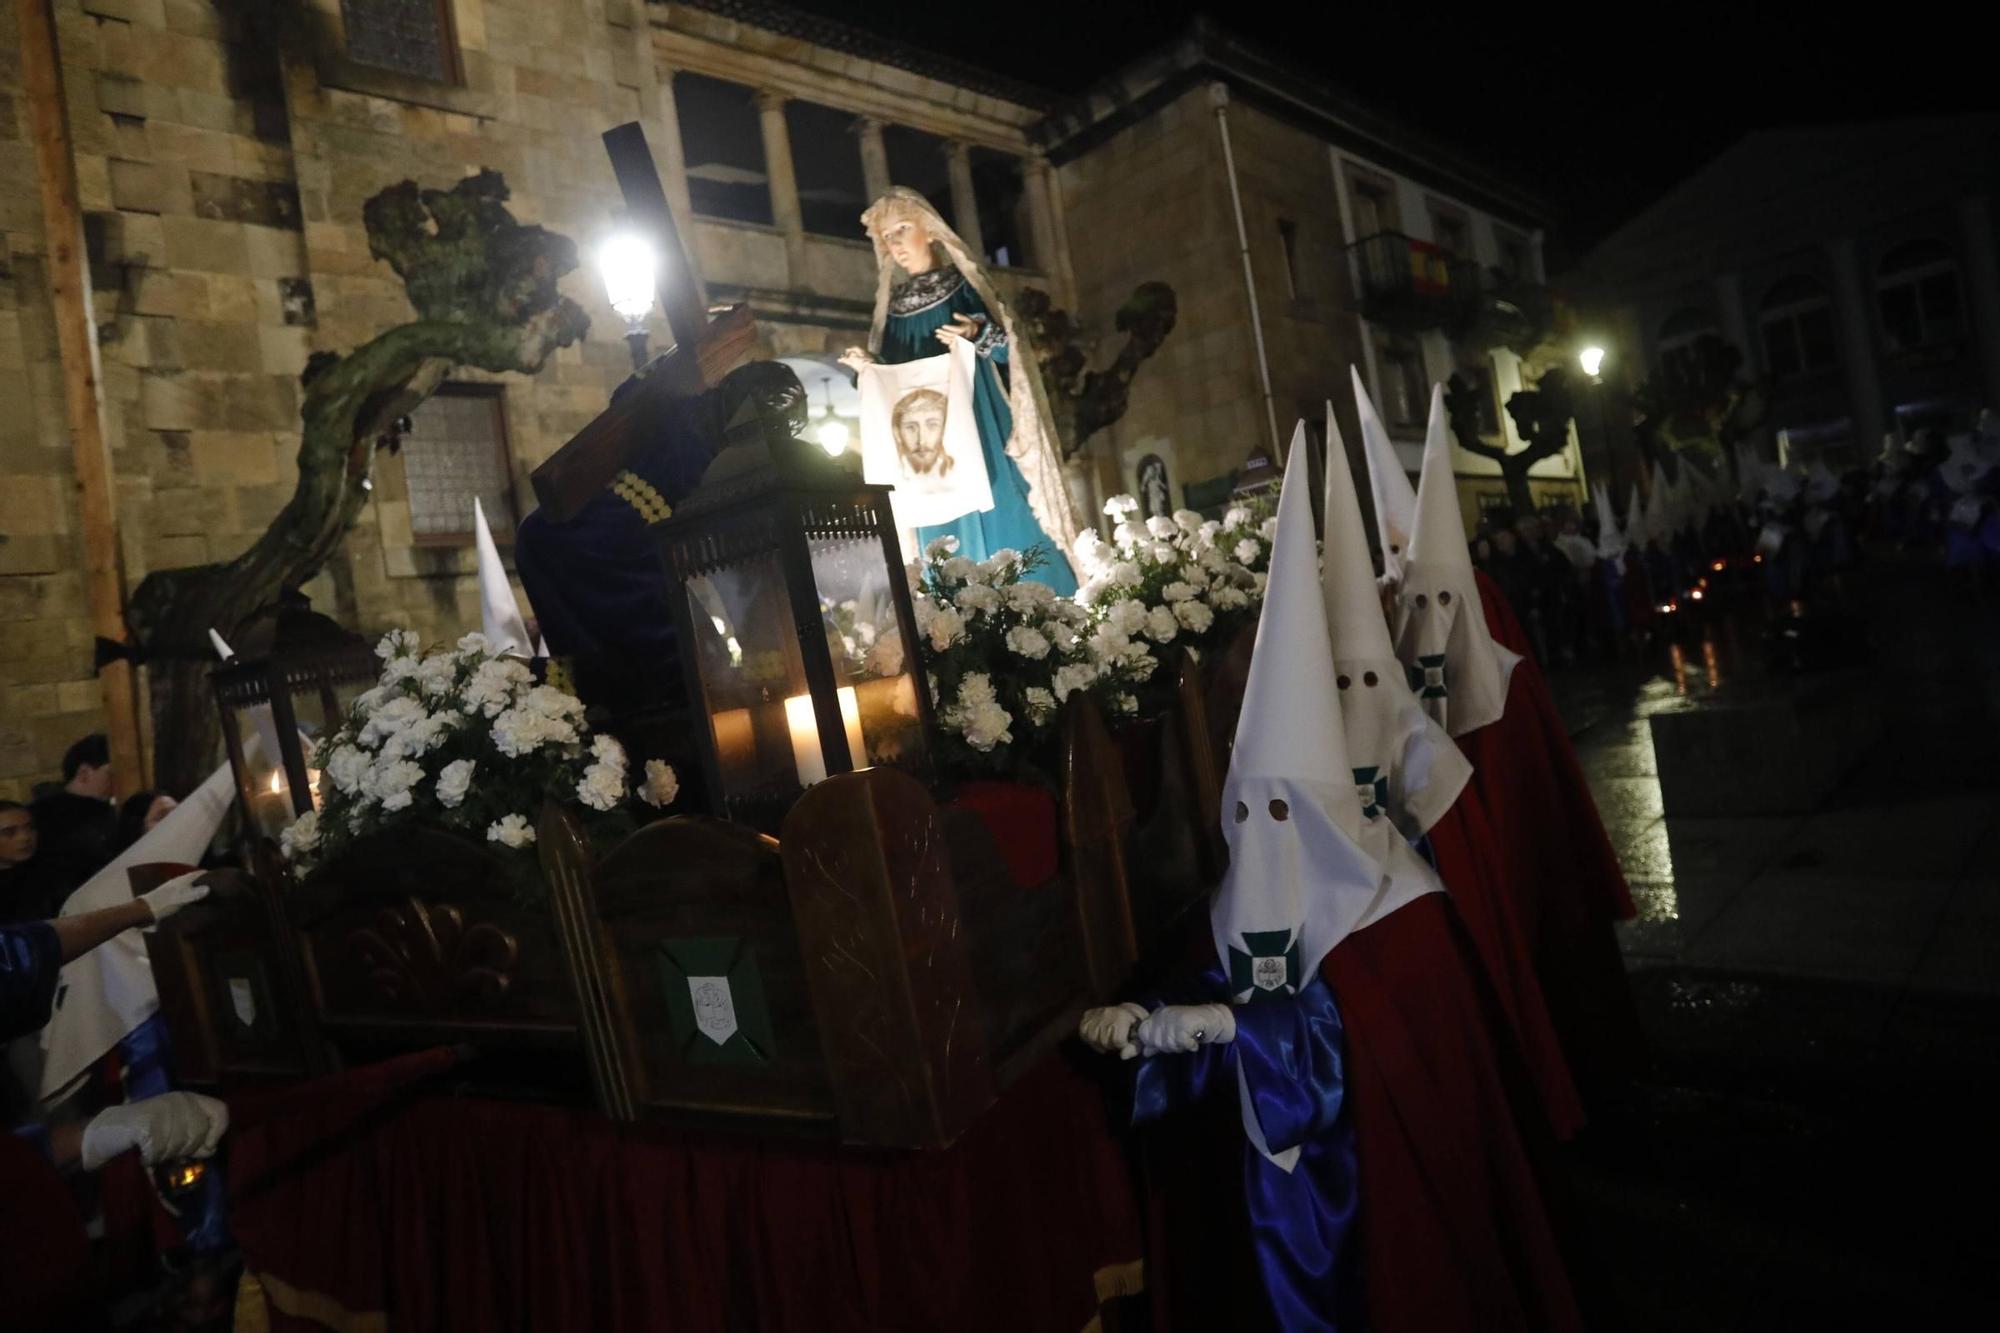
left=1133, top=971, right=1360, bottom=1332
left=878, top=272, right=1077, bottom=594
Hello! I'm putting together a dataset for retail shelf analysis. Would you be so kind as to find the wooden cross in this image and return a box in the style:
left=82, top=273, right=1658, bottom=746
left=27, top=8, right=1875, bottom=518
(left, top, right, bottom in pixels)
left=529, top=122, right=759, bottom=521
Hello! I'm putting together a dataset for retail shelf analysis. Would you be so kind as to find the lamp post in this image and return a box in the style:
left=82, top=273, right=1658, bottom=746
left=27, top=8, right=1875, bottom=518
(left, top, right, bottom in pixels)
left=1576, top=344, right=1617, bottom=494
left=812, top=381, right=850, bottom=456
left=598, top=231, right=658, bottom=371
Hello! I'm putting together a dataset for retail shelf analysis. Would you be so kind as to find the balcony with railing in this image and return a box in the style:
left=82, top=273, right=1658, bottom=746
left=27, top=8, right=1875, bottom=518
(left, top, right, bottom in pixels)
left=1344, top=230, right=1482, bottom=335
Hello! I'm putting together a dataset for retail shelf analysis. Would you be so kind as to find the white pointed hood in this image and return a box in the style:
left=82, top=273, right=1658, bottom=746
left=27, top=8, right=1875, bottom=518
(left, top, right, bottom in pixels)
left=1321, top=407, right=1468, bottom=921
left=1353, top=366, right=1418, bottom=579
left=1213, top=430, right=1385, bottom=1005
left=1390, top=383, right=1521, bottom=737
left=41, top=759, right=238, bottom=1101
left=1623, top=481, right=1649, bottom=551
left=474, top=497, right=544, bottom=658
left=1592, top=481, right=1627, bottom=562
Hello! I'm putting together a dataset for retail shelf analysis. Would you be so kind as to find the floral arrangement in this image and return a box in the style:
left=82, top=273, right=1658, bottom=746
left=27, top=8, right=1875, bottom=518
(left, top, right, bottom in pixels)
left=904, top=495, right=1274, bottom=774
left=1071, top=497, right=1274, bottom=682
left=277, top=630, right=677, bottom=876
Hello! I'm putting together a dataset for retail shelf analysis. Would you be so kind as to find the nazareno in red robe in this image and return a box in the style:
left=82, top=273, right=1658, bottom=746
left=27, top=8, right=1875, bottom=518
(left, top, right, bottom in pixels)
left=1426, top=784, right=1588, bottom=1140
left=1319, top=891, right=1586, bottom=1333
left=1457, top=569, right=1644, bottom=1099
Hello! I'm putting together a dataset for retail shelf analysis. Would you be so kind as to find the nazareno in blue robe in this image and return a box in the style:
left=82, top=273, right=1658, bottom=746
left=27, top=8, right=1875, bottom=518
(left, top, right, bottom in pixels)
left=1132, top=969, right=1361, bottom=1332
left=877, top=267, right=1078, bottom=595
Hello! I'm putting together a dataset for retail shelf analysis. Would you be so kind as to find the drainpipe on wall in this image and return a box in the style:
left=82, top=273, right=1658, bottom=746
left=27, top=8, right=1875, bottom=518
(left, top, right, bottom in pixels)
left=1211, top=83, right=1283, bottom=461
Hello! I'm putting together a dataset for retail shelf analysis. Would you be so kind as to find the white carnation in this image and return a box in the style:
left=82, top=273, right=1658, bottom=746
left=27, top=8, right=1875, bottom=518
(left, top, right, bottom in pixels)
left=415, top=652, right=459, bottom=698
left=640, top=759, right=680, bottom=808
left=924, top=535, right=961, bottom=559
left=864, top=635, right=905, bottom=677
left=1145, top=606, right=1180, bottom=642
left=1145, top=514, right=1177, bottom=539
left=1173, top=509, right=1204, bottom=532
left=1149, top=542, right=1177, bottom=564
left=940, top=555, right=979, bottom=584
left=1174, top=599, right=1215, bottom=632
left=590, top=733, right=628, bottom=773
left=1111, top=523, right=1141, bottom=550
left=1161, top=581, right=1196, bottom=603
left=1235, top=538, right=1262, bottom=564
left=924, top=604, right=966, bottom=652
left=375, top=628, right=419, bottom=661
left=369, top=758, right=425, bottom=812
left=1260, top=517, right=1280, bottom=541
left=979, top=548, right=1023, bottom=580
left=1052, top=662, right=1099, bottom=701
left=325, top=744, right=370, bottom=795
left=1023, top=686, right=1058, bottom=723
left=358, top=696, right=427, bottom=750
left=1110, top=599, right=1149, bottom=634
left=455, top=631, right=494, bottom=658
left=278, top=809, right=320, bottom=860
left=1223, top=506, right=1252, bottom=532
left=463, top=657, right=532, bottom=717
left=1108, top=561, right=1142, bottom=588
left=957, top=583, right=1002, bottom=616
left=577, top=761, right=626, bottom=812
left=486, top=813, right=536, bottom=849
left=1104, top=493, right=1140, bottom=518
left=435, top=758, right=476, bottom=809
left=1005, top=625, right=1051, bottom=660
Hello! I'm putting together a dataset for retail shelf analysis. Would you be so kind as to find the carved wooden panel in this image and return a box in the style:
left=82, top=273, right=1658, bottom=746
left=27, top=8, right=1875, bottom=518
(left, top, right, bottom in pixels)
left=291, top=826, right=578, bottom=1045
left=580, top=813, right=833, bottom=1127
left=782, top=768, right=993, bottom=1150
left=1061, top=699, right=1138, bottom=996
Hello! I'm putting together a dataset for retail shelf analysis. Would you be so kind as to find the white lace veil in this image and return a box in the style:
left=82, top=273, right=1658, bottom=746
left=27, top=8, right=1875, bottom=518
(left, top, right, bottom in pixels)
left=860, top=188, right=1083, bottom=564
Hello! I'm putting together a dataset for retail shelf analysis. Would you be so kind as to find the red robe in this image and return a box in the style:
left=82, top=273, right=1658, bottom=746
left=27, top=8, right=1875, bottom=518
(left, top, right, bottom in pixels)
left=1321, top=892, right=1585, bottom=1333
left=1428, top=787, right=1587, bottom=1139
left=1458, top=571, right=1643, bottom=1097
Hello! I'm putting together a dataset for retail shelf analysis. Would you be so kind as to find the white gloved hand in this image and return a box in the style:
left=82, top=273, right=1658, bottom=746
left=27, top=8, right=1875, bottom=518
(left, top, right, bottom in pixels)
left=139, top=871, right=210, bottom=926
left=1134, top=1003, right=1237, bottom=1057
left=80, top=1090, right=230, bottom=1171
left=1078, top=1003, right=1151, bottom=1059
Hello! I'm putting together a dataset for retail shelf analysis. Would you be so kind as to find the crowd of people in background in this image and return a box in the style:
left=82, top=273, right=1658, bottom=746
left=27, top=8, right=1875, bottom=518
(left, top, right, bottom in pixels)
left=1469, top=410, right=2000, bottom=671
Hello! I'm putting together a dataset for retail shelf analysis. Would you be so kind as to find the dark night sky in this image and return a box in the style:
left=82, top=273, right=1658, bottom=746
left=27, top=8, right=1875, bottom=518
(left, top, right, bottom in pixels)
left=771, top=1, right=1999, bottom=262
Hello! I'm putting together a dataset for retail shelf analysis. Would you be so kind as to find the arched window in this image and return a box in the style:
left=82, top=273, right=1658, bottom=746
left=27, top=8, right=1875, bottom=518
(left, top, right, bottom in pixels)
left=1656, top=307, right=1719, bottom=382
left=1758, top=276, right=1838, bottom=380
left=1876, top=240, right=1964, bottom=355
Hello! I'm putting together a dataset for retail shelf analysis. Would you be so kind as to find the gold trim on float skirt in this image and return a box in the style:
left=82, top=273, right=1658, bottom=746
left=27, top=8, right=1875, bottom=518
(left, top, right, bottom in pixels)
left=1080, top=1258, right=1147, bottom=1330
left=243, top=1270, right=389, bottom=1333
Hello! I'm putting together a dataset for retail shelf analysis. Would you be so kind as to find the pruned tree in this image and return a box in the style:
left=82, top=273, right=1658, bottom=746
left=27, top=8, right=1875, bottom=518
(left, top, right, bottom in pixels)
left=127, top=170, right=590, bottom=792
left=1630, top=333, right=1768, bottom=479
left=1013, top=282, right=1178, bottom=460
left=1442, top=365, right=1578, bottom=517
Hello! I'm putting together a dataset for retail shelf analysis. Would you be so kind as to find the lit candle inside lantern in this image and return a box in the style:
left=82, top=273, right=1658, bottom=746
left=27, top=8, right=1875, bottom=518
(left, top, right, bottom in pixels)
left=783, top=687, right=866, bottom=787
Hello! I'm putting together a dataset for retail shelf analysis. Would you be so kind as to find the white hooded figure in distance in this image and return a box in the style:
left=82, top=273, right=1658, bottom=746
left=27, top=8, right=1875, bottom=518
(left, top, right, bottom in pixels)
left=1352, top=366, right=1418, bottom=584
left=1076, top=439, right=1388, bottom=1329
left=1389, top=385, right=1521, bottom=738
left=1316, top=410, right=1469, bottom=929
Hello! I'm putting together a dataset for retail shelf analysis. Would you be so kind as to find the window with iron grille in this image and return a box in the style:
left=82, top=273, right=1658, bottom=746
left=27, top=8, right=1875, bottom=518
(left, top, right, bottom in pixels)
left=1375, top=334, right=1428, bottom=428
left=342, top=0, right=458, bottom=84
left=1346, top=169, right=1398, bottom=238
left=399, top=385, right=516, bottom=544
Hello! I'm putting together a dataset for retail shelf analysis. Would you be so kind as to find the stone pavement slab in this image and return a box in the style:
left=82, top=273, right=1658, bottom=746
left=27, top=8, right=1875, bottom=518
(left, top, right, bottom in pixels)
left=1681, top=870, right=1958, bottom=986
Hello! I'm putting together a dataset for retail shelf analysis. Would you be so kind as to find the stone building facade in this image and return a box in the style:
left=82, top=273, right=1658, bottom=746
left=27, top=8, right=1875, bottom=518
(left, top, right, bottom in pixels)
left=0, top=0, right=1558, bottom=796
left=1572, top=116, right=2000, bottom=488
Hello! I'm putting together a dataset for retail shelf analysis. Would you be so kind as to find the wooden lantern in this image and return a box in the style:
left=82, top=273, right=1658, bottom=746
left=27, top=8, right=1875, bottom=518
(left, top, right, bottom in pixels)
left=656, top=378, right=936, bottom=832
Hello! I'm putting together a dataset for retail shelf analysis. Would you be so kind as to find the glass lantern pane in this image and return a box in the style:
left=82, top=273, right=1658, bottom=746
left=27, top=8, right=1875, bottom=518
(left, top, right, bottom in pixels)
left=685, top=551, right=819, bottom=823
left=289, top=671, right=371, bottom=813
left=229, top=700, right=299, bottom=840
left=808, top=533, right=926, bottom=775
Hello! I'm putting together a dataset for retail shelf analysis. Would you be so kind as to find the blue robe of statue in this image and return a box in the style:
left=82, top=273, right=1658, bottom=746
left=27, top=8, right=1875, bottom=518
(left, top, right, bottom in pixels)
left=877, top=267, right=1077, bottom=594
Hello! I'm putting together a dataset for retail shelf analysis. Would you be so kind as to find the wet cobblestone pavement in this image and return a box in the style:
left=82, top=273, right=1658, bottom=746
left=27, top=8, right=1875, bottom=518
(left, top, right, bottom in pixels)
left=1550, top=554, right=2000, bottom=1328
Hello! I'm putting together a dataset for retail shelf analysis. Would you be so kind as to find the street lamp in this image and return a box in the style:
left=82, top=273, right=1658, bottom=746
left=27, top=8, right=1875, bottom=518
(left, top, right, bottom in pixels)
left=812, top=382, right=850, bottom=456
left=598, top=231, right=658, bottom=370
left=1579, top=345, right=1606, bottom=380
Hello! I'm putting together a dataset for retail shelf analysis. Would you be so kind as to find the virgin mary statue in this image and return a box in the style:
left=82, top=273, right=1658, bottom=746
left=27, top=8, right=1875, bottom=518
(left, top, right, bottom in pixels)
left=841, top=187, right=1082, bottom=593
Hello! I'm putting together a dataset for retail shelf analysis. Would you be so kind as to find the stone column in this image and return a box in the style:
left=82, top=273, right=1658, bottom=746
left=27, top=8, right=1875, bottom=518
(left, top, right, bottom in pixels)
left=1713, top=270, right=1759, bottom=377
left=945, top=141, right=984, bottom=259
left=1959, top=193, right=2000, bottom=406
left=856, top=116, right=891, bottom=203
left=1825, top=234, right=1889, bottom=447
left=756, top=90, right=807, bottom=289
left=1023, top=158, right=1059, bottom=276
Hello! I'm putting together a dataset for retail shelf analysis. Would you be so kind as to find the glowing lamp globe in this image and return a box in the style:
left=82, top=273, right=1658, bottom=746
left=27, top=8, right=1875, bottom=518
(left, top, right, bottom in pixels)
left=598, top=233, right=658, bottom=327
left=1578, top=346, right=1606, bottom=378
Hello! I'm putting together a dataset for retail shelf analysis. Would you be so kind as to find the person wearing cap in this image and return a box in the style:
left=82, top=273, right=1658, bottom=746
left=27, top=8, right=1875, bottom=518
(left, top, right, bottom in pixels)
left=1322, top=405, right=1585, bottom=1143
left=1377, top=385, right=1642, bottom=1109
left=1081, top=438, right=1583, bottom=1332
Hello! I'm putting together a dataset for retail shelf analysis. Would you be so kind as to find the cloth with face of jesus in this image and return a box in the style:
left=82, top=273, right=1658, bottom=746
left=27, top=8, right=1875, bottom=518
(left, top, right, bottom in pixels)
left=859, top=337, right=993, bottom=529
left=871, top=264, right=1077, bottom=594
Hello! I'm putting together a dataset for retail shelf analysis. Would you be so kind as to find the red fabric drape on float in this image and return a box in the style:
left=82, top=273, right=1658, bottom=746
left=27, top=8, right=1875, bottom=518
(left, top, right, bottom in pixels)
left=226, top=1049, right=1144, bottom=1333
left=1459, top=570, right=1644, bottom=1098
left=1321, top=893, right=1586, bottom=1333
